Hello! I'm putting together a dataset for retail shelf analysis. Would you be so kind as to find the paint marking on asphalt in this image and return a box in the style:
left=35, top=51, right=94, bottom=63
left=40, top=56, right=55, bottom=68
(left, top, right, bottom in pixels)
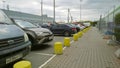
left=70, top=40, right=74, bottom=44
left=35, top=53, right=54, bottom=56
left=38, top=40, right=74, bottom=68
left=38, top=55, right=56, bottom=68
left=63, top=40, right=74, bottom=50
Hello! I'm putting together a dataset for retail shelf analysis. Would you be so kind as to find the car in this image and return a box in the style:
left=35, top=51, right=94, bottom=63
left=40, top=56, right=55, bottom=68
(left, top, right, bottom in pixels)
left=40, top=23, right=51, bottom=29
left=40, top=23, right=55, bottom=29
left=0, top=10, right=31, bottom=67
left=50, top=24, right=77, bottom=36
left=66, top=23, right=81, bottom=32
left=12, top=19, right=54, bottom=46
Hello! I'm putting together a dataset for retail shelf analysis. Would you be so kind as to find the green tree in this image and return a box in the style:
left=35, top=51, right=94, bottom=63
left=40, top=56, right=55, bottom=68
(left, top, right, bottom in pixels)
left=114, top=13, right=120, bottom=42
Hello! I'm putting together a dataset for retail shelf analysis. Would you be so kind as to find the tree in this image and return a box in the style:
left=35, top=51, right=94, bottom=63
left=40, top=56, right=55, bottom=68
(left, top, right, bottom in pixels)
left=114, top=13, right=120, bottom=42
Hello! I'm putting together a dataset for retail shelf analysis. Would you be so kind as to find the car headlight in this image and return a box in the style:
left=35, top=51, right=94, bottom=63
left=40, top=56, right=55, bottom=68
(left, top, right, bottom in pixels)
left=36, top=32, right=43, bottom=35
left=24, top=33, right=29, bottom=42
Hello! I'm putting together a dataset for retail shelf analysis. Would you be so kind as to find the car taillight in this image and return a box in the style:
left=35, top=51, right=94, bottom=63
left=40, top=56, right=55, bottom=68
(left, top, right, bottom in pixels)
left=71, top=28, right=76, bottom=31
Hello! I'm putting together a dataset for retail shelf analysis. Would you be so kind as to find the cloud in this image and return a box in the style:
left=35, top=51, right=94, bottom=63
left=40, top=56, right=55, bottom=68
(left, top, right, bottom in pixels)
left=0, top=0, right=119, bottom=21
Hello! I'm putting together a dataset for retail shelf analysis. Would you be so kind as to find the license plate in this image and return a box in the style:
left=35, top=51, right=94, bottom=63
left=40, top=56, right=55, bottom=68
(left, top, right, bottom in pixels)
left=6, top=54, right=23, bottom=64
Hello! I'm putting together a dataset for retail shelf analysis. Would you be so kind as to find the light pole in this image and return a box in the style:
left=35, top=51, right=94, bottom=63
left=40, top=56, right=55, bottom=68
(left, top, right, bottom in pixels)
left=68, top=8, right=70, bottom=23
left=80, top=0, right=82, bottom=21
left=41, top=0, right=43, bottom=23
left=2, top=0, right=6, bottom=9
left=53, top=0, right=55, bottom=23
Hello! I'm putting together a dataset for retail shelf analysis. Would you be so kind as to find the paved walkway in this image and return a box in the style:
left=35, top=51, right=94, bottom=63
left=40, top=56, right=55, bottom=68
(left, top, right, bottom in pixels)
left=43, top=27, right=120, bottom=68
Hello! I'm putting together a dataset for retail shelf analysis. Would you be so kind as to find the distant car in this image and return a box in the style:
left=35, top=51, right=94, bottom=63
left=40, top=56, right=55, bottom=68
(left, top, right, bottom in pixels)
left=50, top=24, right=77, bottom=36
left=12, top=20, right=54, bottom=46
left=40, top=23, right=55, bottom=29
left=40, top=23, right=51, bottom=29
left=67, top=23, right=81, bottom=32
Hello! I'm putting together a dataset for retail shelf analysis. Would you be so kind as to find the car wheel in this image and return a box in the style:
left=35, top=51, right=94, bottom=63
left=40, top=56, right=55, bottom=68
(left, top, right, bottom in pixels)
left=64, top=31, right=70, bottom=37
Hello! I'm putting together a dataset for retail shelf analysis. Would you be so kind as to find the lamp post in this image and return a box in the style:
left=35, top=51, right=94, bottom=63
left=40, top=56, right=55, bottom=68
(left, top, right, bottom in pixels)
left=68, top=8, right=70, bottom=23
left=80, top=0, right=82, bottom=21
left=53, top=0, right=55, bottom=23
left=41, top=0, right=43, bottom=23
left=2, top=0, right=6, bottom=9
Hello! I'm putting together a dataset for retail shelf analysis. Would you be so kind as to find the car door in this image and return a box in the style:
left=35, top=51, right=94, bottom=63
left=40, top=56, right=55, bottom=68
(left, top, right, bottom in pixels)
left=50, top=24, right=59, bottom=34
left=50, top=24, right=64, bottom=34
left=58, top=24, right=66, bottom=34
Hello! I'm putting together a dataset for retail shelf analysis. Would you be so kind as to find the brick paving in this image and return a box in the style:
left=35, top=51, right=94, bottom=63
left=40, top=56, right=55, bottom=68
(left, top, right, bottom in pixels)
left=43, top=27, right=120, bottom=68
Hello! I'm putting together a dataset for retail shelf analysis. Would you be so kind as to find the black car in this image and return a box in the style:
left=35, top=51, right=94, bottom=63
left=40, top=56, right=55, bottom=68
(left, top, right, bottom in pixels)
left=12, top=20, right=54, bottom=46
left=0, top=10, right=31, bottom=67
left=67, top=23, right=81, bottom=32
left=50, top=24, right=77, bottom=36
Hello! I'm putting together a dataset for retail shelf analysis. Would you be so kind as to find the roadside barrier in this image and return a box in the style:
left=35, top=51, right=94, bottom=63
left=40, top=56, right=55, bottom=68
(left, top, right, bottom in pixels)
left=78, top=32, right=83, bottom=38
left=64, top=37, right=70, bottom=47
left=54, top=42, right=63, bottom=55
left=13, top=61, right=31, bottom=68
left=82, top=29, right=86, bottom=33
left=73, top=34, right=78, bottom=41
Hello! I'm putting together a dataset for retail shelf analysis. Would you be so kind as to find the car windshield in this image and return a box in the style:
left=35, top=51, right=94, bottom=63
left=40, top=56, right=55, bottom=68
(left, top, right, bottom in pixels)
left=15, top=20, right=37, bottom=28
left=0, top=10, right=13, bottom=25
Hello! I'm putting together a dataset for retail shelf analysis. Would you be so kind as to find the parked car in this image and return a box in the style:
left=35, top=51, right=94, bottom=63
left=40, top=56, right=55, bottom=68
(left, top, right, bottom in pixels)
left=12, top=20, right=54, bottom=46
left=50, top=24, right=77, bottom=36
left=66, top=23, right=81, bottom=32
left=40, top=23, right=51, bottom=29
left=0, top=10, right=31, bottom=67
left=40, top=23, right=55, bottom=29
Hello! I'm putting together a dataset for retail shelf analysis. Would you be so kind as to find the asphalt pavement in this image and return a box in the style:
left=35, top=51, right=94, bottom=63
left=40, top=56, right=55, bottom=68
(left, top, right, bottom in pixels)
left=3, top=36, right=73, bottom=68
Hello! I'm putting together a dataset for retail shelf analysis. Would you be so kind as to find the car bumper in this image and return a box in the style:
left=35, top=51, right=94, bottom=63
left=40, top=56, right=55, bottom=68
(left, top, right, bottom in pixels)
left=37, top=34, right=54, bottom=44
left=0, top=41, right=31, bottom=67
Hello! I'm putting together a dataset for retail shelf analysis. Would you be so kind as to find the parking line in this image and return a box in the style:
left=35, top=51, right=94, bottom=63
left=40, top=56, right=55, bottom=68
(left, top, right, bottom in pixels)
left=35, top=53, right=54, bottom=56
left=38, top=40, right=74, bottom=68
left=38, top=55, right=56, bottom=68
left=63, top=40, right=74, bottom=50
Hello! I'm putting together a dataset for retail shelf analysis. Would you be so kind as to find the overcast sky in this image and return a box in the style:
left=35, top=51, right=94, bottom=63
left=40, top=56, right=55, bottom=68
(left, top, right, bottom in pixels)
left=0, top=0, right=120, bottom=22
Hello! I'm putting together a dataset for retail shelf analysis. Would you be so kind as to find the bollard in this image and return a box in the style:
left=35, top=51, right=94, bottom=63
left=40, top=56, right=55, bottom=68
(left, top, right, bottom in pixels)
left=77, top=32, right=80, bottom=38
left=64, top=37, right=70, bottom=47
left=73, top=34, right=78, bottom=41
left=54, top=42, right=63, bottom=55
left=79, top=32, right=83, bottom=38
left=83, top=29, right=86, bottom=33
left=13, top=61, right=31, bottom=68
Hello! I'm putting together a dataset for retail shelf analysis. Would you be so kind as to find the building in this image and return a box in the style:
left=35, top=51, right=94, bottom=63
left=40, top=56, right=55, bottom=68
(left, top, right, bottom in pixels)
left=1, top=9, right=53, bottom=25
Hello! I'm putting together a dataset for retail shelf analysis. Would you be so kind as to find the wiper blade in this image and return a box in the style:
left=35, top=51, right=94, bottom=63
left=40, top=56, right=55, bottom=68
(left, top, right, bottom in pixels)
left=0, top=22, right=9, bottom=25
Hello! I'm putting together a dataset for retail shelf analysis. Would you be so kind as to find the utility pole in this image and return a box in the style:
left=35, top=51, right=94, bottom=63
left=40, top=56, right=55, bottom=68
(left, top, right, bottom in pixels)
left=41, top=0, right=43, bottom=23
left=7, top=4, right=9, bottom=10
left=53, top=0, right=55, bottom=23
left=2, top=0, right=6, bottom=9
left=80, top=0, right=82, bottom=21
left=68, top=8, right=70, bottom=23
left=99, top=15, right=102, bottom=30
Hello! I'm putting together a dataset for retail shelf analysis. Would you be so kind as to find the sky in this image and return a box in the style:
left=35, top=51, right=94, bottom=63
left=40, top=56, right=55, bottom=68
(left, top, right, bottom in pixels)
left=0, top=0, right=120, bottom=22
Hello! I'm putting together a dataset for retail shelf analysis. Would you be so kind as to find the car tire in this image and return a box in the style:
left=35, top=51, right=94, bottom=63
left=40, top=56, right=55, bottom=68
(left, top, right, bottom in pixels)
left=64, top=31, right=70, bottom=37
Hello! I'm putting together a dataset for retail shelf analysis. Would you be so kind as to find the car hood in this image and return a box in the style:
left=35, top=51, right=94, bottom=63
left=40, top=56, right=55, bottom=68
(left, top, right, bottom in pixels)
left=0, top=25, right=24, bottom=39
left=28, top=27, right=51, bottom=33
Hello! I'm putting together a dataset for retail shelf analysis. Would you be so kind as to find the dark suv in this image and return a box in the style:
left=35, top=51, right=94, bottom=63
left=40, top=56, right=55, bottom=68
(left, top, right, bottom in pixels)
left=12, top=20, right=54, bottom=46
left=50, top=24, right=77, bottom=36
left=0, top=10, right=31, bottom=67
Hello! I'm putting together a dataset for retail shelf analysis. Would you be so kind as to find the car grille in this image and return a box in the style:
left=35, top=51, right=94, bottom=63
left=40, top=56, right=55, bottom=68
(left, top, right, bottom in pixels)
left=0, top=36, right=24, bottom=47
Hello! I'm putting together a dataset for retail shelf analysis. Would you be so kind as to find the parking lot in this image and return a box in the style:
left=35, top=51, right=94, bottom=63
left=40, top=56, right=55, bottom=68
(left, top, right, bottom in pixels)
left=3, top=36, right=73, bottom=68
left=0, top=0, right=120, bottom=68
